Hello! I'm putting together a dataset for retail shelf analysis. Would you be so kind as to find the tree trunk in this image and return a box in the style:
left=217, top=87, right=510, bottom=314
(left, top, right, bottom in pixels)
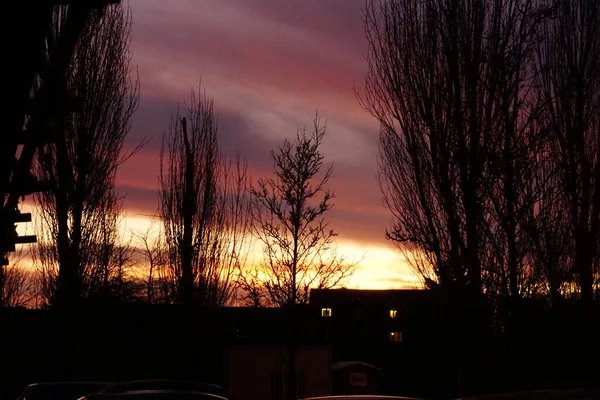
left=55, top=117, right=80, bottom=308
left=181, top=117, right=195, bottom=306
left=287, top=303, right=297, bottom=400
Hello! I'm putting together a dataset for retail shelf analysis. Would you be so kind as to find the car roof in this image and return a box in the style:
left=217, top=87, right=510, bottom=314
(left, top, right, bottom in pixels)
left=300, top=397, right=423, bottom=400
left=28, top=382, right=113, bottom=387
left=18, top=382, right=113, bottom=400
left=84, top=390, right=228, bottom=400
left=99, top=381, right=224, bottom=395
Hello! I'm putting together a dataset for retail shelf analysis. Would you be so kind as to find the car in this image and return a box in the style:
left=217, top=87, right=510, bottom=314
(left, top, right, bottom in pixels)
left=16, top=382, right=113, bottom=400
left=300, top=396, right=423, bottom=400
left=79, top=390, right=228, bottom=400
left=456, top=388, right=600, bottom=400
left=97, top=381, right=226, bottom=397
left=300, top=394, right=421, bottom=400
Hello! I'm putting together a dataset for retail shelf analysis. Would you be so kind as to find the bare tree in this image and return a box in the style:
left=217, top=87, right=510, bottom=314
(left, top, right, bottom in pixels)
left=159, top=87, right=252, bottom=307
left=360, top=0, right=484, bottom=293
left=131, top=216, right=168, bottom=304
left=36, top=199, right=139, bottom=307
left=358, top=0, right=554, bottom=302
left=235, top=267, right=268, bottom=307
left=244, top=114, right=355, bottom=307
left=241, top=114, right=354, bottom=400
left=0, top=250, right=36, bottom=308
left=88, top=228, right=141, bottom=304
left=476, top=1, right=552, bottom=316
left=34, top=3, right=141, bottom=308
left=521, top=140, right=574, bottom=306
left=533, top=0, right=600, bottom=305
left=356, top=2, right=567, bottom=388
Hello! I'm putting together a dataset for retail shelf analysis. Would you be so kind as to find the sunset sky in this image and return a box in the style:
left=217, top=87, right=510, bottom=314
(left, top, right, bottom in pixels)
left=90, top=0, right=420, bottom=289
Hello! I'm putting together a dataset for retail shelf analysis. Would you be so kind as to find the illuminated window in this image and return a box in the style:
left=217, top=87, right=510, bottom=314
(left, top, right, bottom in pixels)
left=321, top=308, right=332, bottom=317
left=389, top=308, right=398, bottom=318
left=388, top=331, right=403, bottom=342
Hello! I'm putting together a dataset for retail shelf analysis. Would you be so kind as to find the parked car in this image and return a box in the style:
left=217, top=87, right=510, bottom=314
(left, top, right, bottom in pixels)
left=16, top=382, right=112, bottom=400
left=300, top=396, right=422, bottom=400
left=456, top=388, right=600, bottom=400
left=79, top=390, right=228, bottom=400
left=97, top=381, right=226, bottom=397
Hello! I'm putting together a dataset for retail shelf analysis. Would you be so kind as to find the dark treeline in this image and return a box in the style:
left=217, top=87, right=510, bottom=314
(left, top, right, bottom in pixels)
left=359, top=0, right=599, bottom=319
left=358, top=0, right=600, bottom=394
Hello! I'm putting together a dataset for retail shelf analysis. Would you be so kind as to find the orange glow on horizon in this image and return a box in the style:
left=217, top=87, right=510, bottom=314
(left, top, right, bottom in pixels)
left=12, top=205, right=422, bottom=290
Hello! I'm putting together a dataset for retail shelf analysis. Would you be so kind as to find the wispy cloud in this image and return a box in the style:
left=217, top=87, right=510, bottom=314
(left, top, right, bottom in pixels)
left=114, top=0, right=417, bottom=288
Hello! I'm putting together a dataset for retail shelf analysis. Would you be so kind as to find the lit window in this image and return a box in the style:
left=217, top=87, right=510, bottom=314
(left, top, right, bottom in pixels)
left=388, top=331, right=403, bottom=342
left=389, top=308, right=397, bottom=318
left=321, top=308, right=332, bottom=317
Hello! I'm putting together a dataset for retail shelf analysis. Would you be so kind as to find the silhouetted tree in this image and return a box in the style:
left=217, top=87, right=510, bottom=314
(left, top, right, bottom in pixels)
left=159, top=87, right=252, bottom=307
left=522, top=142, right=573, bottom=307
left=357, top=1, right=564, bottom=392
left=34, top=4, right=141, bottom=308
left=360, top=0, right=483, bottom=293
left=0, top=251, right=36, bottom=308
left=533, top=0, right=600, bottom=305
left=243, top=114, right=354, bottom=307
left=239, top=114, right=353, bottom=400
left=476, top=1, right=551, bottom=318
left=235, top=267, right=268, bottom=307
left=359, top=0, right=555, bottom=304
left=132, top=217, right=167, bottom=304
left=36, top=201, right=140, bottom=306
left=87, top=232, right=141, bottom=304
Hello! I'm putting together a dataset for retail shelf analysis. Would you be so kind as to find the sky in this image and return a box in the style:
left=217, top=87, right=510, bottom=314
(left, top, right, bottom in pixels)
left=109, top=0, right=420, bottom=289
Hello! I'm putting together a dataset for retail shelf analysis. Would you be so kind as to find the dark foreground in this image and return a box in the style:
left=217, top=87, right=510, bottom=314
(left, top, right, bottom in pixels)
left=1, top=302, right=599, bottom=400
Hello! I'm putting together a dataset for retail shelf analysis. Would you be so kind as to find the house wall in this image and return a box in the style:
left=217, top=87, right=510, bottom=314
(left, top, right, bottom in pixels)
left=332, top=364, right=381, bottom=395
left=228, top=345, right=332, bottom=400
